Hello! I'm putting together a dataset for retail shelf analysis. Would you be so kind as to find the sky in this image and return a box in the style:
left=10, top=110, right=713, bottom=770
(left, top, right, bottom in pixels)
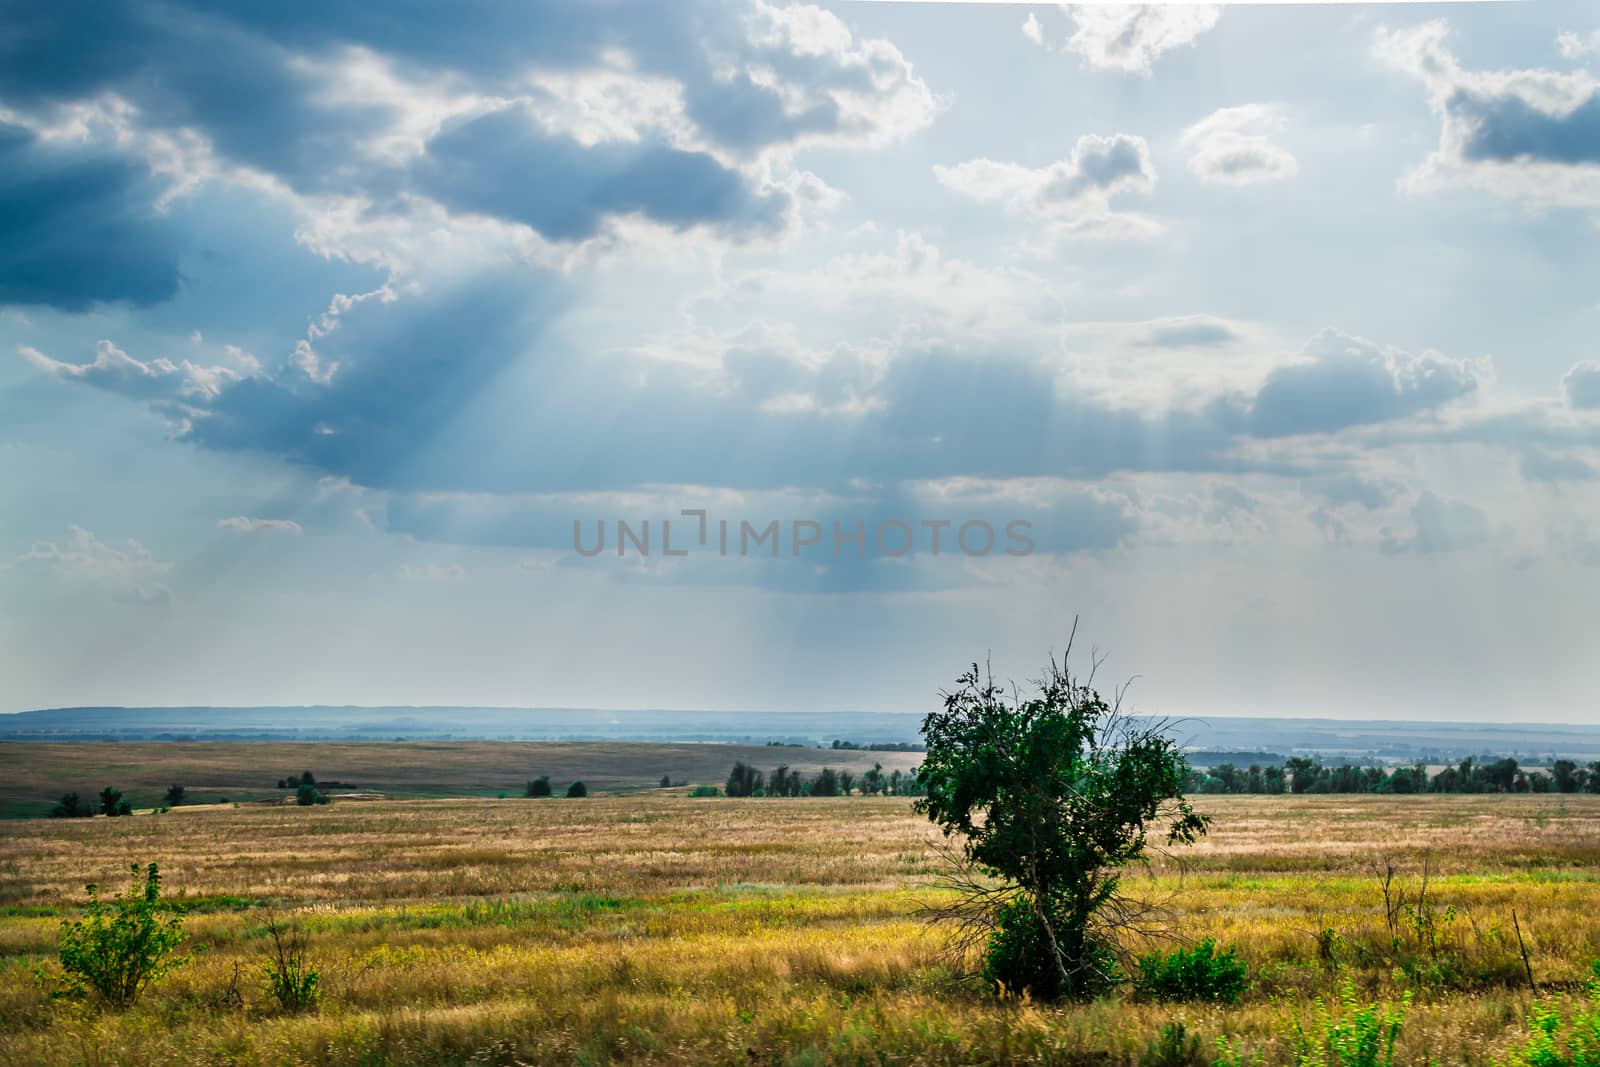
left=2, top=1, right=1598, bottom=721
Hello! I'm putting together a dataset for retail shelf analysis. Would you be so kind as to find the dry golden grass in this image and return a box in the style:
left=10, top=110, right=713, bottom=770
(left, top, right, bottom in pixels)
left=1, top=791, right=1598, bottom=1065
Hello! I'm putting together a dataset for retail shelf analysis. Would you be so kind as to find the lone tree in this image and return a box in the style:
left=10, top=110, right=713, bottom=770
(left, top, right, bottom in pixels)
left=98, top=786, right=132, bottom=817
left=50, top=792, right=92, bottom=818
left=915, top=628, right=1207, bottom=1000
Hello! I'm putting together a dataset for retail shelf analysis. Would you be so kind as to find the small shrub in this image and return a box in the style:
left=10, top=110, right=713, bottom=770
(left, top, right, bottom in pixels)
left=525, top=776, right=552, bottom=798
left=689, top=785, right=719, bottom=797
left=260, top=916, right=320, bottom=1013
left=1498, top=966, right=1600, bottom=1067
left=1317, top=927, right=1341, bottom=964
left=1135, top=939, right=1250, bottom=1004
left=1140, top=1022, right=1208, bottom=1067
left=51, top=862, right=191, bottom=1010
left=566, top=781, right=588, bottom=798
left=1292, top=980, right=1410, bottom=1067
left=162, top=784, right=185, bottom=807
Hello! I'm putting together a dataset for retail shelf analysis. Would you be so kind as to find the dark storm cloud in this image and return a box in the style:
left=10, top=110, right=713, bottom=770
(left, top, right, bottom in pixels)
left=0, top=0, right=929, bottom=240
left=417, top=107, right=790, bottom=243
left=0, top=123, right=180, bottom=310
left=1451, top=87, right=1600, bottom=167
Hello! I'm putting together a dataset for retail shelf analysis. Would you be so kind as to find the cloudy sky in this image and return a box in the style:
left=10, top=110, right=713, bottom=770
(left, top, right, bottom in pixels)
left=3, top=1, right=1598, bottom=721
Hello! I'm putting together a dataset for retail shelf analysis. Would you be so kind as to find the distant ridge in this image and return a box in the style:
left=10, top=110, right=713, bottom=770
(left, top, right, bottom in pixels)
left=5, top=706, right=1600, bottom=761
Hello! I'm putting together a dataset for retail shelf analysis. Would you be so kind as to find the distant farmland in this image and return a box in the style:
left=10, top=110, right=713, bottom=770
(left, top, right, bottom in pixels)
left=0, top=741, right=923, bottom=818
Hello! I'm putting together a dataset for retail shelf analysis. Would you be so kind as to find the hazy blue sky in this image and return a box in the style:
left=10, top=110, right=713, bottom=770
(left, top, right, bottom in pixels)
left=3, top=1, right=1598, bottom=720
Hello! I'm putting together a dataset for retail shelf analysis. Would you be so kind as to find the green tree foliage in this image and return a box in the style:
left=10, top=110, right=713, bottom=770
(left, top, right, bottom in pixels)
left=725, top=761, right=764, bottom=797
left=162, top=784, right=186, bottom=807
left=1286, top=757, right=1318, bottom=795
left=525, top=776, right=553, bottom=798
left=50, top=792, right=92, bottom=818
left=1187, top=754, right=1592, bottom=797
left=565, top=781, right=588, bottom=798
left=915, top=643, right=1207, bottom=1000
left=97, top=786, right=132, bottom=816
left=52, top=863, right=191, bottom=1009
left=294, top=784, right=329, bottom=806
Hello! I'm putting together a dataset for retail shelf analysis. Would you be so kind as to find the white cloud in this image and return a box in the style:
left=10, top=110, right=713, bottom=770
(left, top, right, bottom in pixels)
left=21, top=341, right=247, bottom=406
left=11, top=526, right=173, bottom=604
left=934, top=134, right=1159, bottom=241
left=1377, top=21, right=1600, bottom=212
left=1180, top=105, right=1300, bottom=187
left=217, top=517, right=305, bottom=535
left=1063, top=5, right=1222, bottom=76
left=1022, top=12, right=1045, bottom=47
left=1557, top=30, right=1600, bottom=61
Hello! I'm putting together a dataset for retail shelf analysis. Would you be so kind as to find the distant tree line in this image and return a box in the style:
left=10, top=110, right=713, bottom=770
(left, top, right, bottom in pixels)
left=1190, top=755, right=1600, bottom=795
left=723, top=760, right=926, bottom=797
left=828, top=740, right=926, bottom=752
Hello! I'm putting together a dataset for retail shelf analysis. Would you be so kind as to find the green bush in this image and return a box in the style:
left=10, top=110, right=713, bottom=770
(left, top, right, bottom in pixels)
left=981, top=894, right=1120, bottom=1001
left=1135, top=939, right=1249, bottom=1003
left=566, top=781, right=588, bottom=798
left=689, top=785, right=719, bottom=797
left=1292, top=981, right=1410, bottom=1067
left=525, top=776, right=553, bottom=798
left=1498, top=965, right=1600, bottom=1067
left=51, top=862, right=191, bottom=1009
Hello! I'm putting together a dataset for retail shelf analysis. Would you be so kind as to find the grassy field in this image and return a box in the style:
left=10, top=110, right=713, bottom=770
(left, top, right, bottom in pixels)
left=0, top=742, right=924, bottom=817
left=2, top=791, right=1599, bottom=1065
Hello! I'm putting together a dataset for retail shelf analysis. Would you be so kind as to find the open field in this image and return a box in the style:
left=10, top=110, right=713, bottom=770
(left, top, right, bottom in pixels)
left=0, top=742, right=923, bottom=818
left=2, top=793, right=1599, bottom=1064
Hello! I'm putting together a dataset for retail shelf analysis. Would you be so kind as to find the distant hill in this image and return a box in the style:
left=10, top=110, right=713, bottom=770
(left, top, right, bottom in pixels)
left=4, top=706, right=1600, bottom=762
